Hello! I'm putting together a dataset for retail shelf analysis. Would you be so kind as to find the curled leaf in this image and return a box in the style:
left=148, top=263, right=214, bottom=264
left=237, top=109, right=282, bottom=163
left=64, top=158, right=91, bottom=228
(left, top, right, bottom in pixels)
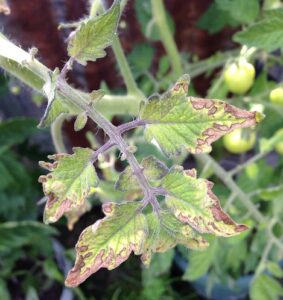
left=39, top=147, right=98, bottom=224
left=140, top=74, right=264, bottom=157
left=65, top=202, right=147, bottom=287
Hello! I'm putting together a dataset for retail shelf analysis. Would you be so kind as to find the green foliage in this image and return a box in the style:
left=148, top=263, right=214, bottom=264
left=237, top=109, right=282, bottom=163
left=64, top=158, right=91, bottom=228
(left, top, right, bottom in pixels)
left=250, top=274, right=283, bottom=300
left=197, top=3, right=238, bottom=34
left=183, top=238, right=217, bottom=281
left=39, top=147, right=99, bottom=224
left=134, top=0, right=175, bottom=40
left=0, top=117, right=37, bottom=149
left=68, top=0, right=121, bottom=65
left=234, top=8, right=283, bottom=52
left=216, top=0, right=260, bottom=24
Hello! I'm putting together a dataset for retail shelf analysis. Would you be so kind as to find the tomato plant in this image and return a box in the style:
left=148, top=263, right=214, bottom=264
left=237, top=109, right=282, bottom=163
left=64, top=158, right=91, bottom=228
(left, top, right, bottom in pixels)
left=0, top=0, right=283, bottom=300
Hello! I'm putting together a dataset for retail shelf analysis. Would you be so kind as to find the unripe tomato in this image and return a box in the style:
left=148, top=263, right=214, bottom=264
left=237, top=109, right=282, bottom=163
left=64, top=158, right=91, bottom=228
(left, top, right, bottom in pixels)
left=223, top=128, right=256, bottom=154
left=224, top=61, right=255, bottom=95
left=269, top=87, right=283, bottom=106
left=274, top=128, right=283, bottom=155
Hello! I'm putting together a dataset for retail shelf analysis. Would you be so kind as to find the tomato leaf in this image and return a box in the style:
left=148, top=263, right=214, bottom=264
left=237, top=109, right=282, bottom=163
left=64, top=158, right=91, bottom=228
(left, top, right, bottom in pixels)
left=65, top=202, right=147, bottom=287
left=115, top=155, right=168, bottom=192
left=141, top=210, right=209, bottom=266
left=162, top=167, right=248, bottom=236
left=234, top=8, right=283, bottom=52
left=139, top=74, right=263, bottom=157
left=39, top=147, right=98, bottom=224
left=67, top=1, right=121, bottom=65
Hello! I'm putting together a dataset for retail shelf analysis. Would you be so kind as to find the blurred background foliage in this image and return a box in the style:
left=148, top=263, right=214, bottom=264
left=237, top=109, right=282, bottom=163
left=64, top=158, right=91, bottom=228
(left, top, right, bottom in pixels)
left=0, top=0, right=283, bottom=299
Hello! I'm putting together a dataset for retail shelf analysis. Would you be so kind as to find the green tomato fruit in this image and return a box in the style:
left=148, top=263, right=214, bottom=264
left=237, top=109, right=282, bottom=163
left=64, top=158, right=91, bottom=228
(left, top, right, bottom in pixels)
left=269, top=87, right=283, bottom=106
left=224, top=61, right=255, bottom=95
left=274, top=128, right=283, bottom=155
left=223, top=128, right=256, bottom=154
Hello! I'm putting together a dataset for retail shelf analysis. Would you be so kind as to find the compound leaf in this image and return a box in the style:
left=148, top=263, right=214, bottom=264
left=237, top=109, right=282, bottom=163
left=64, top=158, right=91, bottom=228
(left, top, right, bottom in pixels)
left=115, top=155, right=168, bottom=192
left=141, top=210, right=209, bottom=266
left=65, top=202, right=147, bottom=287
left=68, top=1, right=121, bottom=65
left=139, top=74, right=263, bottom=157
left=162, top=167, right=248, bottom=236
left=39, top=147, right=98, bottom=224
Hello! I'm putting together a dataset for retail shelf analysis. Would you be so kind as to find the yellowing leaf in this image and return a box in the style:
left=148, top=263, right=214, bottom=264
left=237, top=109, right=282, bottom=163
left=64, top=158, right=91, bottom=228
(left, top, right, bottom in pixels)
left=141, top=210, right=209, bottom=265
left=65, top=202, right=147, bottom=287
left=115, top=155, right=168, bottom=192
left=39, top=148, right=98, bottom=224
left=65, top=200, right=91, bottom=231
left=139, top=74, right=263, bottom=157
left=162, top=167, right=248, bottom=237
left=68, top=1, right=121, bottom=65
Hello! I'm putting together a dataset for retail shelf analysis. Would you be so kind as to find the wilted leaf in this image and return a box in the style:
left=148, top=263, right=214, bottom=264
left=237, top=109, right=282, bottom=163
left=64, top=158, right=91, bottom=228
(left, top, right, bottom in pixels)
left=115, top=155, right=168, bottom=192
left=39, top=147, right=98, bottom=224
left=141, top=210, right=209, bottom=265
left=139, top=74, right=263, bottom=157
left=68, top=1, right=121, bottom=65
left=65, top=202, right=147, bottom=287
left=162, top=167, right=248, bottom=236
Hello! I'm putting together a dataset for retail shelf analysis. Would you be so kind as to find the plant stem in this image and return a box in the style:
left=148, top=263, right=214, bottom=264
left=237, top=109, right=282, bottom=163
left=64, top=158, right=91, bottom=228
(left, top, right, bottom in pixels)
left=93, top=0, right=142, bottom=97
left=229, top=151, right=268, bottom=176
left=57, top=80, right=160, bottom=212
left=150, top=0, right=183, bottom=78
left=198, top=154, right=265, bottom=223
left=117, top=119, right=146, bottom=134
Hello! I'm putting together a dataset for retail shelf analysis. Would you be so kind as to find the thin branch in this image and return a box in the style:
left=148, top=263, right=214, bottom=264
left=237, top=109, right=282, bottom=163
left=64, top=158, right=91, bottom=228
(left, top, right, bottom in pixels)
left=117, top=119, right=146, bottom=134
left=150, top=0, right=182, bottom=78
left=91, top=140, right=116, bottom=162
left=229, top=151, right=268, bottom=177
